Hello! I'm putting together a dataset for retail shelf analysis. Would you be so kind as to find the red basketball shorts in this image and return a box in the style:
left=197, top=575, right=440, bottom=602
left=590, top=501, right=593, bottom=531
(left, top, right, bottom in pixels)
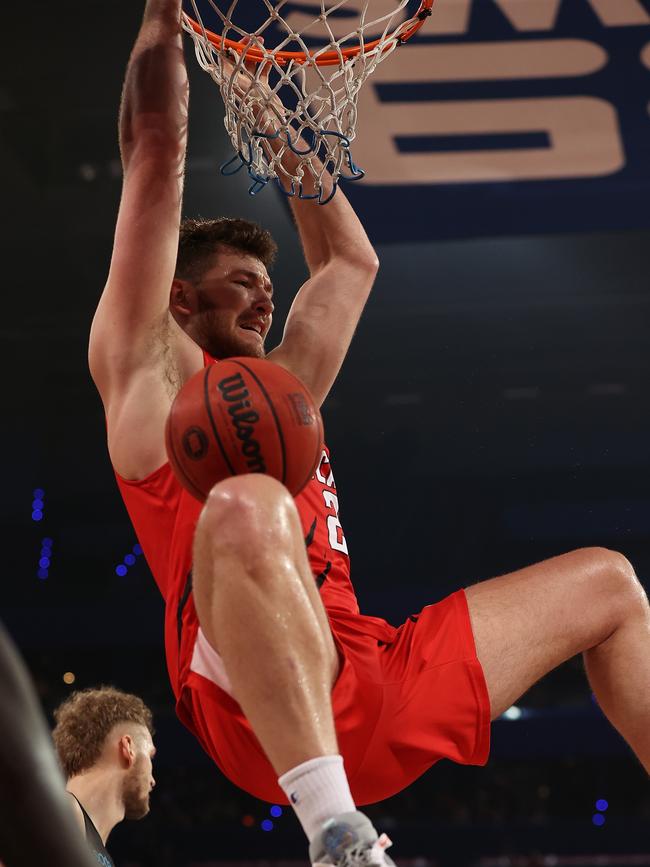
left=176, top=589, right=491, bottom=806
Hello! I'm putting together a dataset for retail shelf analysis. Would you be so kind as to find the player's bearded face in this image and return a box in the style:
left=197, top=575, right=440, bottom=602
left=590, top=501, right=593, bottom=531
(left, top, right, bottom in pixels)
left=195, top=291, right=268, bottom=360
left=190, top=252, right=274, bottom=360
left=122, top=751, right=153, bottom=820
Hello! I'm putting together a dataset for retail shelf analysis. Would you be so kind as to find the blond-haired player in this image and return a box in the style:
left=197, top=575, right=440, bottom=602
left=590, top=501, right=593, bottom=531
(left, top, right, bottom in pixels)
left=53, top=687, right=156, bottom=865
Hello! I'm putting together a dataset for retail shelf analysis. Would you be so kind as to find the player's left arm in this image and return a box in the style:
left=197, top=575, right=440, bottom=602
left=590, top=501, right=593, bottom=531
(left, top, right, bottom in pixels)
left=226, top=49, right=378, bottom=407
left=268, top=185, right=379, bottom=408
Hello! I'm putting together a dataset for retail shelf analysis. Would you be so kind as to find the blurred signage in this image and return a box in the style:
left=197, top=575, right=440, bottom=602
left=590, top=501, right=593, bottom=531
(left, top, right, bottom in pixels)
left=345, top=0, right=650, bottom=241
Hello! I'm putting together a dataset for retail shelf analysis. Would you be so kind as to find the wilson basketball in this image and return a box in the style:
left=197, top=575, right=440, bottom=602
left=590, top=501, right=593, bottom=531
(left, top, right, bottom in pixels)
left=165, top=358, right=324, bottom=501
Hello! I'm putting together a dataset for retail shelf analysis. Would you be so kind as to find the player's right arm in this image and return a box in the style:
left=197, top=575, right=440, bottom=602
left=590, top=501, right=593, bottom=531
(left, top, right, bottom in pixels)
left=88, top=0, right=200, bottom=479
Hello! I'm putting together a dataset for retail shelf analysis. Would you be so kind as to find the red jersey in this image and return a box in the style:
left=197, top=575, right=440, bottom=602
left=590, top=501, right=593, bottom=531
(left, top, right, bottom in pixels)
left=114, top=353, right=358, bottom=697
left=110, top=357, right=490, bottom=807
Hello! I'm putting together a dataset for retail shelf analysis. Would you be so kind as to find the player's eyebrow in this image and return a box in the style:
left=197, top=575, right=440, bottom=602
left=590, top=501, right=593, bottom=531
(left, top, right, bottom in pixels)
left=234, top=269, right=274, bottom=296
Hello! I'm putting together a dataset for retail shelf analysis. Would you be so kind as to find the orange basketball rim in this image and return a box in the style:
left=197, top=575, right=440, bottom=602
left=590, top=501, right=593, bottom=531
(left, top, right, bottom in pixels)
left=184, top=0, right=435, bottom=67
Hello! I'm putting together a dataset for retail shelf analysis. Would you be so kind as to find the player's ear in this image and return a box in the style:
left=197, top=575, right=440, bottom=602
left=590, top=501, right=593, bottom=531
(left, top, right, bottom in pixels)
left=170, top=279, right=194, bottom=316
left=119, top=734, right=136, bottom=767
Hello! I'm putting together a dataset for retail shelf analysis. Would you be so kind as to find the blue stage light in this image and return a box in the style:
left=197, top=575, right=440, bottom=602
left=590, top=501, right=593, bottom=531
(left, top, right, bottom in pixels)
left=113, top=543, right=145, bottom=578
left=36, top=537, right=53, bottom=580
left=31, top=489, right=46, bottom=521
left=270, top=805, right=282, bottom=818
left=261, top=820, right=273, bottom=832
left=592, top=813, right=606, bottom=827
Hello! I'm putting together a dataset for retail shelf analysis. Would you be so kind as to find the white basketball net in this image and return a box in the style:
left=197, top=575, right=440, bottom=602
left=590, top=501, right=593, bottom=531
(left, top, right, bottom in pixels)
left=182, top=1, right=431, bottom=203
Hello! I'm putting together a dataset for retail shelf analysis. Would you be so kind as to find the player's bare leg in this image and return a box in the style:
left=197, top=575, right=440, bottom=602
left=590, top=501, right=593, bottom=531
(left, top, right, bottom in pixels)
left=193, top=473, right=340, bottom=774
left=465, top=547, right=650, bottom=770
left=192, top=474, right=395, bottom=862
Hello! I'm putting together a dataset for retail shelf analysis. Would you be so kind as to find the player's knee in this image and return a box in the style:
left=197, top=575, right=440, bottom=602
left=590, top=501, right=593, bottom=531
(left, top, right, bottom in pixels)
left=197, top=473, right=297, bottom=558
left=607, top=550, right=648, bottom=619
left=575, top=546, right=646, bottom=624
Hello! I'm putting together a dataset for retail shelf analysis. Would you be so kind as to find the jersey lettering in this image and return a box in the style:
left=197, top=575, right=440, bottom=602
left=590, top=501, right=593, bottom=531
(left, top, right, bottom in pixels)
left=323, top=490, right=349, bottom=555
left=315, top=450, right=335, bottom=488
left=315, top=451, right=349, bottom=555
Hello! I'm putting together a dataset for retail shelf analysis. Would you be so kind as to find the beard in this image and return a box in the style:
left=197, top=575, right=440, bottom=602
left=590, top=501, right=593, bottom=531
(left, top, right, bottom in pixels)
left=194, top=301, right=266, bottom=360
left=122, top=764, right=151, bottom=820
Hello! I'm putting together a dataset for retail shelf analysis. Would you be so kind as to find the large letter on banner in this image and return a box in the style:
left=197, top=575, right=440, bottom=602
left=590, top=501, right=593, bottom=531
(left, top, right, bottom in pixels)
left=428, top=0, right=650, bottom=34
left=354, top=41, right=625, bottom=184
left=285, top=0, right=408, bottom=38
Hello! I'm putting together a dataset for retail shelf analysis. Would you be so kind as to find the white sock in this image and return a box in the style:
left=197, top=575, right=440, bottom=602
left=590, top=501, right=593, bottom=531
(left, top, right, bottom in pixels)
left=278, top=754, right=356, bottom=843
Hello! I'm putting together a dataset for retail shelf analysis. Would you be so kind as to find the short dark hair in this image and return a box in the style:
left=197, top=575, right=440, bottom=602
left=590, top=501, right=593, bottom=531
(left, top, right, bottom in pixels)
left=176, top=217, right=277, bottom=283
left=52, top=687, right=154, bottom=778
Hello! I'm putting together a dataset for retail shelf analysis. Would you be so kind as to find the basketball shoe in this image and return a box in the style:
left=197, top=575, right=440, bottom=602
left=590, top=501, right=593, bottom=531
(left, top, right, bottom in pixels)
left=309, top=811, right=396, bottom=867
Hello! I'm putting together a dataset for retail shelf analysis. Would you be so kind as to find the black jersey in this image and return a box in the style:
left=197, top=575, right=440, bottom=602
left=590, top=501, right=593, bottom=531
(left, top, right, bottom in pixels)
left=69, top=793, right=115, bottom=867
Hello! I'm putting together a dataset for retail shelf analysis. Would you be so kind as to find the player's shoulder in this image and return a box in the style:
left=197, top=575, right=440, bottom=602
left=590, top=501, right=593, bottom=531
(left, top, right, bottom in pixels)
left=65, top=791, right=86, bottom=831
left=93, top=312, right=200, bottom=401
left=102, top=325, right=204, bottom=480
left=91, top=299, right=200, bottom=386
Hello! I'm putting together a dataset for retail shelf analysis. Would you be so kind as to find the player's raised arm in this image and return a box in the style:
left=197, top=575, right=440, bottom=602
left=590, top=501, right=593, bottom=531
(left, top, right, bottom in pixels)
left=89, top=0, right=190, bottom=405
left=269, top=168, right=379, bottom=408
left=245, top=76, right=379, bottom=406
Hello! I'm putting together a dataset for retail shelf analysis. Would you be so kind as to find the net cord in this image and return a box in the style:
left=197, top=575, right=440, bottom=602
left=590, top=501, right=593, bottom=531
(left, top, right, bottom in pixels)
left=182, top=0, right=432, bottom=202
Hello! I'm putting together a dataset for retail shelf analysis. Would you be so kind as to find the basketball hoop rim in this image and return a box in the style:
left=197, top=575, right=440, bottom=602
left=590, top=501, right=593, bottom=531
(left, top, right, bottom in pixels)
left=183, top=0, right=434, bottom=66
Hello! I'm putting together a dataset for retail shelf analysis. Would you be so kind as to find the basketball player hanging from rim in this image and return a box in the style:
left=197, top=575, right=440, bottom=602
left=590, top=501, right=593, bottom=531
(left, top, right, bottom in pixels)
left=89, top=1, right=650, bottom=864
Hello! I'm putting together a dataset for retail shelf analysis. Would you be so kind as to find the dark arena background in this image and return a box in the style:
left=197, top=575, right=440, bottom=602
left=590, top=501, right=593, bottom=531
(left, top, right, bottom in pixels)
left=2, top=1, right=649, bottom=865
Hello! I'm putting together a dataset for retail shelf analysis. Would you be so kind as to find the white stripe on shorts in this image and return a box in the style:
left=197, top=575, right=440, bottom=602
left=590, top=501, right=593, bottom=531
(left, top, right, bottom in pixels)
left=190, top=626, right=235, bottom=697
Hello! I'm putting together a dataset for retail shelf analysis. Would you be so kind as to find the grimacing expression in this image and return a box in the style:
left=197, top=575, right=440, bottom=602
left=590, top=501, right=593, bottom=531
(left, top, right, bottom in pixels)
left=188, top=249, right=274, bottom=360
left=122, top=733, right=156, bottom=820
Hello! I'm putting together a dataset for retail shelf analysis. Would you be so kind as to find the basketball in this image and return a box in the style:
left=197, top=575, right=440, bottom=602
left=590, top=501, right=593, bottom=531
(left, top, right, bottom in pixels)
left=165, top=358, right=324, bottom=501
